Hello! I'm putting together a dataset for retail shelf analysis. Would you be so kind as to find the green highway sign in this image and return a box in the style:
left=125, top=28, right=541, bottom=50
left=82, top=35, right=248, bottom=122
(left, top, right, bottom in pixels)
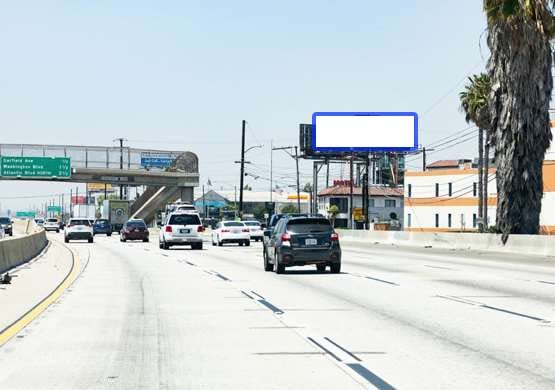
left=0, top=156, right=71, bottom=178
left=47, top=206, right=62, bottom=213
left=16, top=211, right=36, bottom=218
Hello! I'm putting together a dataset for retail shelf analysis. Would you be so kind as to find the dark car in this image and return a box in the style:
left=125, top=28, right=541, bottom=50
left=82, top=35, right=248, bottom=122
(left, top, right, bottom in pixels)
left=0, top=217, right=13, bottom=237
left=93, top=219, right=112, bottom=236
left=262, top=213, right=324, bottom=257
left=263, top=216, right=341, bottom=274
left=120, top=219, right=149, bottom=242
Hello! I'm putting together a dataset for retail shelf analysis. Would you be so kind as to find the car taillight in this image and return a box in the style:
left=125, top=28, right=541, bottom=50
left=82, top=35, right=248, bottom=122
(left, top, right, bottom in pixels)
left=281, top=233, right=291, bottom=242
left=331, top=233, right=339, bottom=241
left=197, top=226, right=205, bottom=232
left=242, top=229, right=249, bottom=232
left=165, top=226, right=173, bottom=233
left=221, top=229, right=230, bottom=233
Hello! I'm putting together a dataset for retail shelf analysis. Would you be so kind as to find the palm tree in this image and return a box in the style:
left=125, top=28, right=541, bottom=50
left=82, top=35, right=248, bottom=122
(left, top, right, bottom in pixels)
left=460, top=73, right=492, bottom=232
left=484, top=1, right=554, bottom=242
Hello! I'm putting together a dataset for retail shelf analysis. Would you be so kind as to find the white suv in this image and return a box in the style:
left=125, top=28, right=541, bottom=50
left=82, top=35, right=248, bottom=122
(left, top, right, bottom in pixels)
left=44, top=218, right=60, bottom=233
left=159, top=212, right=204, bottom=250
left=65, top=218, right=94, bottom=243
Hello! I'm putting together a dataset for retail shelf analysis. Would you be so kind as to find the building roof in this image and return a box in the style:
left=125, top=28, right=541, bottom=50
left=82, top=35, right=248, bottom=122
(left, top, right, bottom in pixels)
left=318, top=186, right=403, bottom=197
left=207, top=190, right=310, bottom=203
left=426, top=159, right=471, bottom=169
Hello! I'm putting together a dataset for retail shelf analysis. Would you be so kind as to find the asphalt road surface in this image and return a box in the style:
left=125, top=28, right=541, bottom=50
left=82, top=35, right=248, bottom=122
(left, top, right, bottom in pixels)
left=1, top=233, right=554, bottom=389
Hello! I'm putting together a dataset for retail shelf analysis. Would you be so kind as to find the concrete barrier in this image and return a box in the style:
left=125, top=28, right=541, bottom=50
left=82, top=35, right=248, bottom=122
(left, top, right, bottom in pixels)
left=0, top=220, right=48, bottom=274
left=337, top=229, right=555, bottom=257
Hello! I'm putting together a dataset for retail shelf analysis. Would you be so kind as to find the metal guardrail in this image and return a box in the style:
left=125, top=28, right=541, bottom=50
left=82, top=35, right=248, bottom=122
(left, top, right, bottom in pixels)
left=0, top=143, right=198, bottom=173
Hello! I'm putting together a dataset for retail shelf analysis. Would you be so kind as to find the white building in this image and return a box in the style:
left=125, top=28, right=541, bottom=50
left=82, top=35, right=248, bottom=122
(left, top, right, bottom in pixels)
left=318, top=185, right=404, bottom=228
left=404, top=130, right=555, bottom=233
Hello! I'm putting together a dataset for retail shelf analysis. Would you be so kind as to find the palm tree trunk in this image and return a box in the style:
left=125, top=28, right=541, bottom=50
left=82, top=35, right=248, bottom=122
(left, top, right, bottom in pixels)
left=487, top=18, right=553, bottom=242
left=478, top=128, right=484, bottom=232
left=483, top=134, right=490, bottom=231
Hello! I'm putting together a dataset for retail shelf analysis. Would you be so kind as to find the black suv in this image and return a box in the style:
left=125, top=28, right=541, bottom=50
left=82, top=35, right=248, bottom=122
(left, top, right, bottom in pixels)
left=0, top=217, right=13, bottom=236
left=263, top=216, right=341, bottom=274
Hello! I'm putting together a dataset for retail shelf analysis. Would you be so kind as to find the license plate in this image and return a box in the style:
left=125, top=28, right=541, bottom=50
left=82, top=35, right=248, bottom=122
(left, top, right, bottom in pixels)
left=232, top=229, right=240, bottom=234
left=180, top=229, right=190, bottom=234
left=305, top=238, right=318, bottom=246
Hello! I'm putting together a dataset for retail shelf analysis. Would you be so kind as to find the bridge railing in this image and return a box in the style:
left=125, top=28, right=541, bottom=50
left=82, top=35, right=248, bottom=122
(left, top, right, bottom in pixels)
left=0, top=143, right=198, bottom=173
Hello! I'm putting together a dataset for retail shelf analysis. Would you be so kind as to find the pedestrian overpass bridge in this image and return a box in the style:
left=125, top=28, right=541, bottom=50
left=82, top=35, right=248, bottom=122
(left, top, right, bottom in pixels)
left=0, top=143, right=199, bottom=223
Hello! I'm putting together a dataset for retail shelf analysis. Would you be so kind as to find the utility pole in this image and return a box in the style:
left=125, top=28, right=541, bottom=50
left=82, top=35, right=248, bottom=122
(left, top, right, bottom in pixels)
left=273, top=145, right=300, bottom=212
left=114, top=138, right=127, bottom=200
left=202, top=185, right=206, bottom=218
left=270, top=140, right=273, bottom=202
left=239, top=120, right=246, bottom=218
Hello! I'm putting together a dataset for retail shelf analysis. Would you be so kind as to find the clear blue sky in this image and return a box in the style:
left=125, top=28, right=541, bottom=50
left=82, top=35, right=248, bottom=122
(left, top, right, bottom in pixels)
left=0, top=1, right=488, bottom=211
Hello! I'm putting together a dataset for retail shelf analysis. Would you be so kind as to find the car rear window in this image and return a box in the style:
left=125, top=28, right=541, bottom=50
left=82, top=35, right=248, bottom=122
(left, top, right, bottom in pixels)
left=127, top=221, right=147, bottom=228
left=70, top=219, right=90, bottom=226
left=168, top=214, right=201, bottom=225
left=243, top=221, right=260, bottom=226
left=95, top=219, right=109, bottom=224
left=47, top=219, right=58, bottom=223
left=286, top=219, right=332, bottom=233
left=0, top=218, right=10, bottom=224
left=223, top=222, right=244, bottom=227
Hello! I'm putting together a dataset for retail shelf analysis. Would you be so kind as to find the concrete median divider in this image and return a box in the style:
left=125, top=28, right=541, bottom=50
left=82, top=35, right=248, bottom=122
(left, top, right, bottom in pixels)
left=0, top=220, right=48, bottom=274
left=337, top=229, right=555, bottom=257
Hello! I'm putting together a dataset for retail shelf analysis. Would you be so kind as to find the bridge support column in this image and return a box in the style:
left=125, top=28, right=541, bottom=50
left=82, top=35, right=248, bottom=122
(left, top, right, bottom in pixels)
left=179, top=187, right=194, bottom=204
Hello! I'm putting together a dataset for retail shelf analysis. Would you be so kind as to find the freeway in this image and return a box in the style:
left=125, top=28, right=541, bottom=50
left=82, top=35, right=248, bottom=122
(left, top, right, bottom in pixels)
left=0, top=233, right=554, bottom=389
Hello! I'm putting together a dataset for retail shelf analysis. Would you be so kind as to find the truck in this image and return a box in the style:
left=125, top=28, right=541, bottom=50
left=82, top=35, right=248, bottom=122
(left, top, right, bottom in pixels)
left=101, top=200, right=131, bottom=233
left=72, top=204, right=96, bottom=220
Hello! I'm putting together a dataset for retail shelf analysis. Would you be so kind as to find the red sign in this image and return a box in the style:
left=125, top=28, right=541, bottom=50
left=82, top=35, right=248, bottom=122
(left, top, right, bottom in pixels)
left=71, top=196, right=87, bottom=204
left=333, top=180, right=352, bottom=187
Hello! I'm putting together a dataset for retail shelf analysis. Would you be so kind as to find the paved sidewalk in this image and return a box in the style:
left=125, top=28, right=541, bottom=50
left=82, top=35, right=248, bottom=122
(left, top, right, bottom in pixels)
left=0, top=240, right=73, bottom=331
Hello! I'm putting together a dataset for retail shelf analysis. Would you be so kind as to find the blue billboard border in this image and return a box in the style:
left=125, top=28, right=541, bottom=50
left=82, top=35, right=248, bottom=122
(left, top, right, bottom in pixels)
left=311, top=112, right=418, bottom=153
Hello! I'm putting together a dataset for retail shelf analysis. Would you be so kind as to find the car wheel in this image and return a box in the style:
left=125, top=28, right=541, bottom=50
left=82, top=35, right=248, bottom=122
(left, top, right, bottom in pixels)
left=193, top=243, right=203, bottom=250
left=218, top=237, right=223, bottom=246
left=159, top=241, right=163, bottom=249
left=122, top=235, right=127, bottom=242
left=264, top=250, right=273, bottom=272
left=143, top=238, right=149, bottom=243
left=56, top=229, right=59, bottom=233
left=316, top=264, right=326, bottom=272
left=274, top=251, right=285, bottom=274
left=239, top=242, right=243, bottom=246
left=88, top=237, right=94, bottom=243
left=330, top=263, right=341, bottom=274
left=64, top=237, right=69, bottom=243
left=245, top=240, right=250, bottom=247
left=212, top=239, right=216, bottom=246
left=162, top=240, right=169, bottom=250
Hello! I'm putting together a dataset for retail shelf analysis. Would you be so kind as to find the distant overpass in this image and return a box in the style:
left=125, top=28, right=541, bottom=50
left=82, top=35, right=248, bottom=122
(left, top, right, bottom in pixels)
left=0, top=143, right=199, bottom=188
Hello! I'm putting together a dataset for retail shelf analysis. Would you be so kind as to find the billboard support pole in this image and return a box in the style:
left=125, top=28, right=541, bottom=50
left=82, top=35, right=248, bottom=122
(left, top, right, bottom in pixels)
left=295, top=146, right=300, bottom=213
left=363, top=155, right=370, bottom=230
left=312, top=162, right=318, bottom=214
left=349, top=155, right=354, bottom=229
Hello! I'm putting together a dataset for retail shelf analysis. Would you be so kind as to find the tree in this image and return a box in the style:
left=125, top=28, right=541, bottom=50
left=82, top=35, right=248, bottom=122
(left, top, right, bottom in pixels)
left=280, top=203, right=298, bottom=213
left=484, top=0, right=554, bottom=242
left=303, top=182, right=313, bottom=193
left=460, top=73, right=492, bottom=232
left=253, top=204, right=266, bottom=220
left=328, top=205, right=340, bottom=227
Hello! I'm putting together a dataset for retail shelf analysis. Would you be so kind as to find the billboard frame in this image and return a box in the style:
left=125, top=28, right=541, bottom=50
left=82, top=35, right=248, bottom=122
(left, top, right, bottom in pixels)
left=311, top=112, right=418, bottom=153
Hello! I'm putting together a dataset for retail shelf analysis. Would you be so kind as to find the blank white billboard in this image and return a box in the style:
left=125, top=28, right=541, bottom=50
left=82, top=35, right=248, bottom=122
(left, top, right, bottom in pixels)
left=312, top=112, right=418, bottom=152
